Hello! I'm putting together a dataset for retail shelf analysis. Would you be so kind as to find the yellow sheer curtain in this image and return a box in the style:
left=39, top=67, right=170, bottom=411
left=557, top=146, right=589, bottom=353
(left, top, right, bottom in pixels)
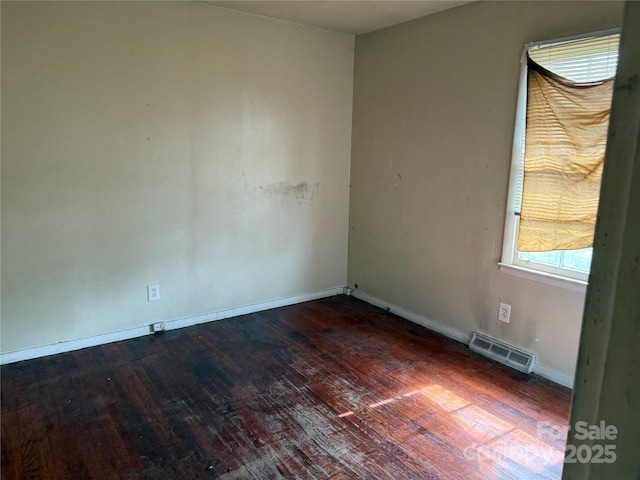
left=517, top=61, right=613, bottom=252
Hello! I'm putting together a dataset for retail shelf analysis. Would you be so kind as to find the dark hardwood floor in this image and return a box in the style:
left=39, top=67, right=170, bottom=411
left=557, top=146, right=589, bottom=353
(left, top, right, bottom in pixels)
left=1, top=295, right=571, bottom=479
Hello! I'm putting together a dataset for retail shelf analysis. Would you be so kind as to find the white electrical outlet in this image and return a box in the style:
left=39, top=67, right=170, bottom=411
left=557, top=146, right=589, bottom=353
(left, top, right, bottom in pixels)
left=151, top=322, right=166, bottom=333
left=498, top=303, right=511, bottom=323
left=148, top=284, right=160, bottom=302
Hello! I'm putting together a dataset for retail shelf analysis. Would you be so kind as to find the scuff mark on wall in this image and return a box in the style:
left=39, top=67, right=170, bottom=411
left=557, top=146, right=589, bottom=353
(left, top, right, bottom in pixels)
left=263, top=181, right=319, bottom=207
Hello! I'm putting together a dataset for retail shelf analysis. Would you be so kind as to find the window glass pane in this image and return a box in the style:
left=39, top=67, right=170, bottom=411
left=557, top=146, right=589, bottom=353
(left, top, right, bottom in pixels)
left=518, top=250, right=562, bottom=266
left=528, top=34, right=619, bottom=82
left=561, top=248, right=593, bottom=272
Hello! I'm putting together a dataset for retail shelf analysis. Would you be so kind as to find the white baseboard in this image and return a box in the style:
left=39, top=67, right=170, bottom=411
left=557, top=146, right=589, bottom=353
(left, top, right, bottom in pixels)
left=532, top=362, right=575, bottom=389
left=351, top=289, right=575, bottom=389
left=0, top=286, right=344, bottom=366
left=351, top=290, right=470, bottom=344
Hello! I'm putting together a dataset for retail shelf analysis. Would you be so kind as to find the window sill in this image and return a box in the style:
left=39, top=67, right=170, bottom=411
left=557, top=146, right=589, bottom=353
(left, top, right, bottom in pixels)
left=498, top=263, right=588, bottom=293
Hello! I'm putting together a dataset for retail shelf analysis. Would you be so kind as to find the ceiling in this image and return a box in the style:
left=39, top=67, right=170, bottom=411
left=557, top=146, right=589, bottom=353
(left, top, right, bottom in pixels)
left=207, top=1, right=473, bottom=35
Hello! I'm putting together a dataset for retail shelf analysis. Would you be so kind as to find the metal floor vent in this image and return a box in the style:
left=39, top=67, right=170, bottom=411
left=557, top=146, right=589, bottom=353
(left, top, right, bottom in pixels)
left=469, top=332, right=536, bottom=374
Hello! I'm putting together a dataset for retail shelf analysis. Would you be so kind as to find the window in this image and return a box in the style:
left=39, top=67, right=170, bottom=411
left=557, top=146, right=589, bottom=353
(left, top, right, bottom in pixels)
left=500, top=30, right=620, bottom=290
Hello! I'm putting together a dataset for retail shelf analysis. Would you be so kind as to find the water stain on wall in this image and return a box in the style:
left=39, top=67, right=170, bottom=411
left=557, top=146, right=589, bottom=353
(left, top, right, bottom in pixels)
left=263, top=182, right=319, bottom=207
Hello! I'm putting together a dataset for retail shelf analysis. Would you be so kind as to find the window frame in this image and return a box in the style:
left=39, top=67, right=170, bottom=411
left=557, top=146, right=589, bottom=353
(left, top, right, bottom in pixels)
left=499, top=28, right=619, bottom=292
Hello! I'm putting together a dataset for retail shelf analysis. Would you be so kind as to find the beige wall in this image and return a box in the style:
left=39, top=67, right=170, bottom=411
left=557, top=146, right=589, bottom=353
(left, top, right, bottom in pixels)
left=1, top=0, right=627, bottom=383
left=1, top=2, right=354, bottom=353
left=349, top=1, right=624, bottom=381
